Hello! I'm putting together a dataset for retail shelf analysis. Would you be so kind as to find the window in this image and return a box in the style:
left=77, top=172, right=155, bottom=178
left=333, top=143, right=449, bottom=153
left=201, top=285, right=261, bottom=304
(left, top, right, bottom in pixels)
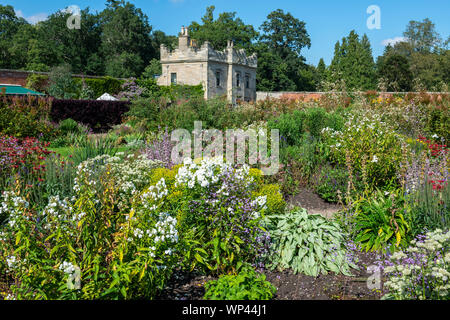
left=245, top=75, right=250, bottom=89
left=171, top=73, right=177, bottom=85
left=236, top=72, right=241, bottom=87
left=216, top=71, right=221, bottom=87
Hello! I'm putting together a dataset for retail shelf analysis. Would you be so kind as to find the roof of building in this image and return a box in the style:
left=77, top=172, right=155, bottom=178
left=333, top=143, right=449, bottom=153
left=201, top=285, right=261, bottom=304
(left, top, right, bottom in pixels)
left=97, top=93, right=118, bottom=101
left=0, top=84, right=45, bottom=96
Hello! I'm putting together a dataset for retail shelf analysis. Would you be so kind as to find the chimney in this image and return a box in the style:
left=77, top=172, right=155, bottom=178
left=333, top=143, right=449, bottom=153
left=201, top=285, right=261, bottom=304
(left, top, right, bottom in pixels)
left=179, top=26, right=190, bottom=50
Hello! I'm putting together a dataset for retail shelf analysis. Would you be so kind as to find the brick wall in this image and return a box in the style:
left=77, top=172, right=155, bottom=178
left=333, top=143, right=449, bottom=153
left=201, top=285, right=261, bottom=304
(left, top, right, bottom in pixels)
left=0, top=69, right=120, bottom=87
left=0, top=70, right=29, bottom=86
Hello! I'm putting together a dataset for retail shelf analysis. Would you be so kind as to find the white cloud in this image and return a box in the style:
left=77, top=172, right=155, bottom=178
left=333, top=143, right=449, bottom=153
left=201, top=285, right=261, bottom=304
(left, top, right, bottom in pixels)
left=382, top=37, right=407, bottom=47
left=15, top=9, right=48, bottom=24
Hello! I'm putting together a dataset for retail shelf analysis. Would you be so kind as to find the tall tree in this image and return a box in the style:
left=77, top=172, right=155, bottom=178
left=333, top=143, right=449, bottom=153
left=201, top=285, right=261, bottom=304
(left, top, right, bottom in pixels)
left=0, top=5, right=28, bottom=68
left=100, top=0, right=154, bottom=77
left=385, top=18, right=449, bottom=90
left=316, top=58, right=327, bottom=90
left=329, top=30, right=376, bottom=90
left=403, top=18, right=442, bottom=53
left=188, top=6, right=258, bottom=51
left=377, top=53, right=413, bottom=91
left=257, top=9, right=312, bottom=91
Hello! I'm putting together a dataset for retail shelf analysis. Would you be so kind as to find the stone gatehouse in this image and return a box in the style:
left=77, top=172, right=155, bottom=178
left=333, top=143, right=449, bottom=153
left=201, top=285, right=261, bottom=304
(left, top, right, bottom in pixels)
left=157, top=27, right=257, bottom=104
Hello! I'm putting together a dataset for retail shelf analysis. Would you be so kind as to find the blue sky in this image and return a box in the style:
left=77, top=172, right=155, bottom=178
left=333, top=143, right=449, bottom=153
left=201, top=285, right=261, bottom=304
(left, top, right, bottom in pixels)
left=5, top=0, right=450, bottom=66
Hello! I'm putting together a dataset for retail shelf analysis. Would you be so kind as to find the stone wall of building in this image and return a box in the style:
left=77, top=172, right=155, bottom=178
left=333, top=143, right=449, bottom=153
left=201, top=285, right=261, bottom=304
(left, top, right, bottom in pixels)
left=158, top=27, right=257, bottom=103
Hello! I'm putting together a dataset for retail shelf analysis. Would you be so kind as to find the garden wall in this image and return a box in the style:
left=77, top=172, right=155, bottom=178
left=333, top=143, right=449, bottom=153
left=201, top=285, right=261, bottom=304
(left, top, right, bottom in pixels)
left=256, top=91, right=449, bottom=101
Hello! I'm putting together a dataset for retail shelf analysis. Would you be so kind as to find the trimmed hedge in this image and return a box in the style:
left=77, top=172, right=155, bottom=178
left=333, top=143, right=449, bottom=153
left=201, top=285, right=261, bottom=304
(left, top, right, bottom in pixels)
left=73, top=77, right=125, bottom=99
left=50, top=99, right=130, bottom=133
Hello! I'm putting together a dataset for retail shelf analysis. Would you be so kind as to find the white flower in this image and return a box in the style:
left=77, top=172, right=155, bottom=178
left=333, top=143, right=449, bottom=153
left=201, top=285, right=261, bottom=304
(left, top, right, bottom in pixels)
left=59, top=261, right=76, bottom=275
left=371, top=155, right=379, bottom=163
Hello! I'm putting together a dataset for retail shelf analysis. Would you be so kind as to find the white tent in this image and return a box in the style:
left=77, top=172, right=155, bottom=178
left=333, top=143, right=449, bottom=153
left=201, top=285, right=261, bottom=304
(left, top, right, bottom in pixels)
left=97, top=93, right=118, bottom=101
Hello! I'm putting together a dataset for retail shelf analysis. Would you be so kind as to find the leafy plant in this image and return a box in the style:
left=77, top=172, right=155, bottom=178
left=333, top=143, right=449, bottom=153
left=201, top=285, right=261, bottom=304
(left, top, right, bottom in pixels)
left=265, top=208, right=357, bottom=276
left=353, top=189, right=412, bottom=252
left=69, top=135, right=118, bottom=165
left=203, top=265, right=276, bottom=300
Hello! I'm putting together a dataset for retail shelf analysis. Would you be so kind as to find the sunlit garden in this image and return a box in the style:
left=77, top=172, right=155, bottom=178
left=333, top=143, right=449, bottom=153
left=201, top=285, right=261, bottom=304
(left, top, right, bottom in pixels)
left=0, top=87, right=448, bottom=300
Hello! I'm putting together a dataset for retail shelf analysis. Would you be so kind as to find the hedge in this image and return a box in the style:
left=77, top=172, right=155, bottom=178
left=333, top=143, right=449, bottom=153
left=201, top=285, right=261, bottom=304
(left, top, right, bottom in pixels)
left=50, top=99, right=130, bottom=132
left=73, top=77, right=125, bottom=99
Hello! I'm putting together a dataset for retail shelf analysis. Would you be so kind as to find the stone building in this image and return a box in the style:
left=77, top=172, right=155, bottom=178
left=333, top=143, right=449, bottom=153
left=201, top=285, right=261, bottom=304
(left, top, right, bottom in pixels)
left=157, top=27, right=257, bottom=103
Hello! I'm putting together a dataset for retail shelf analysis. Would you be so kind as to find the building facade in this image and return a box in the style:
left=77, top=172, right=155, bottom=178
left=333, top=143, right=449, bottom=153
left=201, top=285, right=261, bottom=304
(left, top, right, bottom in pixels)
left=157, top=27, right=257, bottom=103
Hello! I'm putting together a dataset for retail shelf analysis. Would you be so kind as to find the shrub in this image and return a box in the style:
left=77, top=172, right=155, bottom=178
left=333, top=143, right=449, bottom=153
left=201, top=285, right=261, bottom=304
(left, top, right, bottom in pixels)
left=25, top=74, right=48, bottom=94
left=252, top=184, right=285, bottom=215
left=58, top=119, right=80, bottom=135
left=268, top=108, right=344, bottom=147
left=73, top=77, right=124, bottom=99
left=379, top=229, right=450, bottom=300
left=322, top=111, right=403, bottom=190
left=265, top=208, right=358, bottom=276
left=50, top=99, right=130, bottom=133
left=133, top=158, right=275, bottom=274
left=0, top=95, right=56, bottom=141
left=203, top=265, right=276, bottom=300
left=0, top=154, right=168, bottom=300
left=0, top=135, right=52, bottom=207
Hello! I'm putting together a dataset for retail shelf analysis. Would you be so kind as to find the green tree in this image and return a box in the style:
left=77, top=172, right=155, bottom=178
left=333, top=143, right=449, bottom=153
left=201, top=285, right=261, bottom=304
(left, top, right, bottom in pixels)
left=100, top=0, right=154, bottom=78
left=25, top=8, right=102, bottom=74
left=142, top=59, right=162, bottom=79
left=0, top=5, right=28, bottom=68
left=257, top=9, right=312, bottom=91
left=386, top=18, right=449, bottom=90
left=316, top=58, right=327, bottom=90
left=377, top=53, right=413, bottom=91
left=188, top=6, right=258, bottom=51
left=329, top=30, right=376, bottom=90
left=404, top=18, right=442, bottom=53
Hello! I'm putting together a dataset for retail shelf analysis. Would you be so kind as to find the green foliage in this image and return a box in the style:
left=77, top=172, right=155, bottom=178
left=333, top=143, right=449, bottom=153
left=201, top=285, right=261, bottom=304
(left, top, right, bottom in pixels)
left=329, top=31, right=376, bottom=90
left=48, top=65, right=77, bottom=99
left=77, top=77, right=124, bottom=99
left=322, top=111, right=403, bottom=190
left=252, top=184, right=286, bottom=216
left=377, top=54, right=413, bottom=91
left=408, top=178, right=450, bottom=238
left=353, top=190, right=412, bottom=252
left=142, top=59, right=162, bottom=78
left=188, top=6, right=258, bottom=52
left=25, top=74, right=48, bottom=94
left=256, top=9, right=312, bottom=91
left=268, top=108, right=344, bottom=147
left=101, top=0, right=154, bottom=78
left=127, top=96, right=234, bottom=132
left=265, top=208, right=358, bottom=276
left=425, top=105, right=449, bottom=142
left=203, top=265, right=276, bottom=300
left=69, top=136, right=118, bottom=166
left=313, top=164, right=364, bottom=203
left=105, top=52, right=144, bottom=78
left=58, top=119, right=80, bottom=135
left=0, top=95, right=56, bottom=141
